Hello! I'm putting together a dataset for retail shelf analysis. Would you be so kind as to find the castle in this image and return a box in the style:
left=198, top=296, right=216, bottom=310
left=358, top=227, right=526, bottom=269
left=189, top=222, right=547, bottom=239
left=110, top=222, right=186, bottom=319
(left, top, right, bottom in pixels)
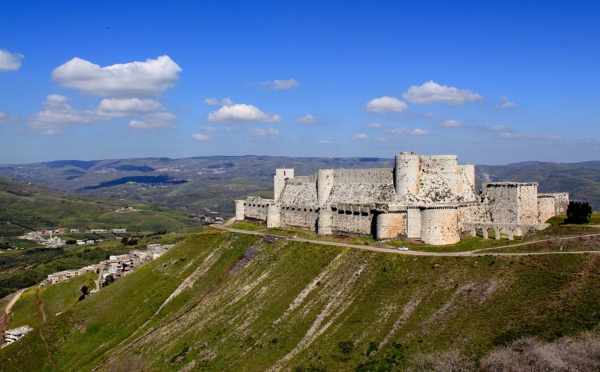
left=235, top=152, right=569, bottom=245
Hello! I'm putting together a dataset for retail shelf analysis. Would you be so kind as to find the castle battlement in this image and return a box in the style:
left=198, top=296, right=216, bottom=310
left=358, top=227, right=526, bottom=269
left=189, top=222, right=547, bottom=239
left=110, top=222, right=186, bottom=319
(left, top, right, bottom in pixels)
left=235, top=153, right=569, bottom=246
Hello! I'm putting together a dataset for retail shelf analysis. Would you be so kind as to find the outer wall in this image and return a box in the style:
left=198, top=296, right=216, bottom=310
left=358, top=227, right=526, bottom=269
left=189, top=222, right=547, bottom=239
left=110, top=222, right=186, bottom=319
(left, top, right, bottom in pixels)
left=420, top=208, right=460, bottom=245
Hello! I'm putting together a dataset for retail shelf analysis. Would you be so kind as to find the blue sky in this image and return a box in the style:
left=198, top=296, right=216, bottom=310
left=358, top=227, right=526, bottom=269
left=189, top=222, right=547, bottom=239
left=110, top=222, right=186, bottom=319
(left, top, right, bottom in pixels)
left=1, top=0, right=599, bottom=165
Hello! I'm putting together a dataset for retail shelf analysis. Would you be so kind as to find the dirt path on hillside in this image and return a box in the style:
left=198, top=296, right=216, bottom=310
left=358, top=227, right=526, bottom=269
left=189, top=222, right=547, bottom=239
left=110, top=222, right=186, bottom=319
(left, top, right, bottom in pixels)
left=35, top=289, right=54, bottom=367
left=212, top=225, right=600, bottom=257
left=1, top=289, right=24, bottom=345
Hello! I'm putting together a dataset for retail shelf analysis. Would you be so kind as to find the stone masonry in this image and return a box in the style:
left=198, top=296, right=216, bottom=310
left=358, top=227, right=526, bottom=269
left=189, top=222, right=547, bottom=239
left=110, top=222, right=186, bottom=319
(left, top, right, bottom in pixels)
left=235, top=152, right=569, bottom=246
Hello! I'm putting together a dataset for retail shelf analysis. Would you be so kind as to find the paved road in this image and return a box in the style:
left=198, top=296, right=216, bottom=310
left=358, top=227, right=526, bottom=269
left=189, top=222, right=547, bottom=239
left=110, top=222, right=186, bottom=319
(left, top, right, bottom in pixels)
left=212, top=224, right=600, bottom=257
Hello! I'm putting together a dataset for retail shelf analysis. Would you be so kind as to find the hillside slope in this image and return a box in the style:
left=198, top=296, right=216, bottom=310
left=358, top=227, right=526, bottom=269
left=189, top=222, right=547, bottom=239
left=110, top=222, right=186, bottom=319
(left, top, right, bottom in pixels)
left=2, top=230, right=599, bottom=370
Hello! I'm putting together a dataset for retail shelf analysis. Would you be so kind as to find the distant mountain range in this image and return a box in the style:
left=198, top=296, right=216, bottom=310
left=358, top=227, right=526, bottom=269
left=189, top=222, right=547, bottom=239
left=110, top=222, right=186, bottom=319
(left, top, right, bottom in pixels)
left=1, top=156, right=599, bottom=214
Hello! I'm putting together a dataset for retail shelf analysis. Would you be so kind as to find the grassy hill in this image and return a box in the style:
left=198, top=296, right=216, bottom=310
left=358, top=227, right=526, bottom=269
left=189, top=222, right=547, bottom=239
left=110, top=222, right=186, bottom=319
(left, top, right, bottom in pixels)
left=0, top=177, right=202, bottom=298
left=2, top=229, right=599, bottom=370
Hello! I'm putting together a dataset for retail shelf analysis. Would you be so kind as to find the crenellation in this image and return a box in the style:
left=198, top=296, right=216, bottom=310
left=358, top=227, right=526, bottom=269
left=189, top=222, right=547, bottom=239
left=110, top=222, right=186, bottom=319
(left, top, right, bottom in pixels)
left=235, top=152, right=569, bottom=246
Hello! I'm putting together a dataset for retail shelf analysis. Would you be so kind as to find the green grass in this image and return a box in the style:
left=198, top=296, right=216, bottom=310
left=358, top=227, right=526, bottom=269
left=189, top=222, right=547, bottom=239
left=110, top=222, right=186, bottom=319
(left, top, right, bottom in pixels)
left=2, top=230, right=600, bottom=370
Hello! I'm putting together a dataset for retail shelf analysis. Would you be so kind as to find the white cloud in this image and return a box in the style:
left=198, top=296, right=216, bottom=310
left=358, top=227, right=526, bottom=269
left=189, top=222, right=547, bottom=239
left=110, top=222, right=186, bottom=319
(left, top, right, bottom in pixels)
left=375, top=137, right=390, bottom=142
left=491, top=125, right=509, bottom=131
left=273, top=79, right=299, bottom=90
left=385, top=127, right=430, bottom=136
left=411, top=128, right=430, bottom=136
left=365, top=96, right=408, bottom=114
left=495, top=96, right=517, bottom=109
left=208, top=103, right=282, bottom=124
left=28, top=94, right=174, bottom=134
left=128, top=112, right=177, bottom=130
left=318, top=140, right=333, bottom=145
left=28, top=95, right=93, bottom=134
left=261, top=79, right=299, bottom=90
left=0, top=49, right=23, bottom=71
left=200, top=125, right=219, bottom=133
left=403, top=81, right=482, bottom=105
left=205, top=97, right=234, bottom=106
left=97, top=98, right=163, bottom=118
left=52, top=55, right=181, bottom=98
left=247, top=128, right=280, bottom=140
left=295, top=114, right=318, bottom=124
left=192, top=133, right=212, bottom=141
left=352, top=133, right=369, bottom=140
left=0, top=111, right=19, bottom=125
left=440, top=119, right=463, bottom=128
left=221, top=98, right=234, bottom=106
left=367, top=122, right=382, bottom=128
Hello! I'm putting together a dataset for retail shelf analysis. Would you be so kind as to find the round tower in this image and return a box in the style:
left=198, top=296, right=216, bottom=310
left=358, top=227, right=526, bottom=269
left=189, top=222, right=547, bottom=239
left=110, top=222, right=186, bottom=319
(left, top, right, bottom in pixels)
left=274, top=168, right=294, bottom=202
left=317, top=206, right=333, bottom=235
left=317, top=169, right=334, bottom=207
left=394, top=152, right=420, bottom=197
left=266, top=205, right=281, bottom=228
left=432, top=155, right=459, bottom=196
left=420, top=207, right=459, bottom=245
left=235, top=200, right=245, bottom=221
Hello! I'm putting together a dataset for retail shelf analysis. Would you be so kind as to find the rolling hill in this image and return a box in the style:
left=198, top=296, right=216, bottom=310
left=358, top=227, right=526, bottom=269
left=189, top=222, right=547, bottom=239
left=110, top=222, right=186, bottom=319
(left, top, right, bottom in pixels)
left=1, top=229, right=599, bottom=370
left=1, top=156, right=598, bottom=217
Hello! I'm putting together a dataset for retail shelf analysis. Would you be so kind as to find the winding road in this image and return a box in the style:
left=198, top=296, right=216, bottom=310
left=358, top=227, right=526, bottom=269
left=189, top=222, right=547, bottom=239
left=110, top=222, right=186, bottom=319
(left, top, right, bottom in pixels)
left=212, top=222, right=600, bottom=257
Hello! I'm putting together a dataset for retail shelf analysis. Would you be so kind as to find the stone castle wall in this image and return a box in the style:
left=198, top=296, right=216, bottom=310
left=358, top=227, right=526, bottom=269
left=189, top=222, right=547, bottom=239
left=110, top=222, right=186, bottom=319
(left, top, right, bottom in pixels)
left=279, top=176, right=317, bottom=207
left=330, top=205, right=374, bottom=236
left=518, top=183, right=539, bottom=224
left=242, top=197, right=273, bottom=220
left=376, top=212, right=408, bottom=240
left=420, top=207, right=460, bottom=245
left=537, top=195, right=557, bottom=223
left=235, top=153, right=568, bottom=246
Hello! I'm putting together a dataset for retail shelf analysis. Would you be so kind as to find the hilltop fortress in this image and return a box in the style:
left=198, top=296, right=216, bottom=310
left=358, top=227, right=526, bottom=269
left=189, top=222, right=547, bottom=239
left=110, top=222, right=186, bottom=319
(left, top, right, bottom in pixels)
left=235, top=152, right=569, bottom=245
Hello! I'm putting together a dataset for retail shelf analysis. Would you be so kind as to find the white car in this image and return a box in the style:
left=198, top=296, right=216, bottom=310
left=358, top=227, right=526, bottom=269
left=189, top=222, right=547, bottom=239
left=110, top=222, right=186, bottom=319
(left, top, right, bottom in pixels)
left=397, top=246, right=409, bottom=251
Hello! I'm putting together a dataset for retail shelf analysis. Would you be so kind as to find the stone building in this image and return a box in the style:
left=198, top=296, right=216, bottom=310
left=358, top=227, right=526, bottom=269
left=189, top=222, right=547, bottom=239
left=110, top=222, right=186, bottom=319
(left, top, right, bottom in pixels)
left=235, top=152, right=569, bottom=245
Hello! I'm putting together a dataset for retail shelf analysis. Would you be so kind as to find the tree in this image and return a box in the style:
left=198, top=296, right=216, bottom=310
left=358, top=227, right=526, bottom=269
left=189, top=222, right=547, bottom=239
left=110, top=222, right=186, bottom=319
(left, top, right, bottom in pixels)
left=565, top=201, right=592, bottom=224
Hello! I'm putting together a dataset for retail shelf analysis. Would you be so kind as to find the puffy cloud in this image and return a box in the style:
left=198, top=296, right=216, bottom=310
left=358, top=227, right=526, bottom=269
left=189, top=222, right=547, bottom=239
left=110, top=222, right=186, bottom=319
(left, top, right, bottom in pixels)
left=440, top=119, right=463, bottom=128
left=208, top=103, right=282, bottom=124
left=192, top=133, right=212, bottom=141
left=367, top=122, right=382, bottom=129
left=28, top=94, right=174, bottom=134
left=128, top=112, right=177, bottom=130
left=366, top=96, right=408, bottom=114
left=204, top=97, right=234, bottom=106
left=97, top=98, right=163, bottom=118
left=0, top=49, right=23, bottom=71
left=28, top=95, right=93, bottom=134
left=403, top=81, right=482, bottom=105
left=52, top=55, right=181, bottom=98
left=261, top=79, right=299, bottom=90
left=495, top=96, right=517, bottom=109
left=295, top=114, right=318, bottom=124
left=352, top=133, right=369, bottom=140
left=247, top=128, right=280, bottom=140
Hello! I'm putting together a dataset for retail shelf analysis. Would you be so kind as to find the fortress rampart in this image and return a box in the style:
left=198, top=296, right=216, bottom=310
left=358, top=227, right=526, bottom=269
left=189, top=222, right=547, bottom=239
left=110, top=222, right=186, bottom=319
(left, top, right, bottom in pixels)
left=235, top=153, right=569, bottom=246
